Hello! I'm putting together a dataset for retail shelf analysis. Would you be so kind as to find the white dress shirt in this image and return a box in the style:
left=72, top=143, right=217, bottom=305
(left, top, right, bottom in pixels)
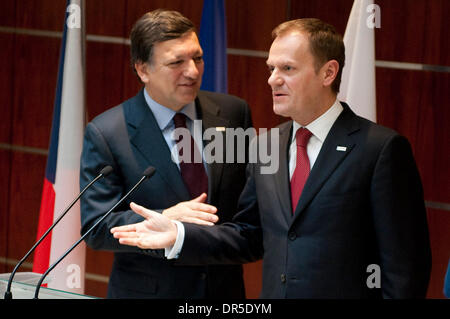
left=289, top=99, right=344, bottom=179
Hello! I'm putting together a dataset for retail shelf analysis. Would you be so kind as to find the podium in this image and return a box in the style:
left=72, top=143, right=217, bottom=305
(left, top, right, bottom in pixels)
left=0, top=272, right=95, bottom=299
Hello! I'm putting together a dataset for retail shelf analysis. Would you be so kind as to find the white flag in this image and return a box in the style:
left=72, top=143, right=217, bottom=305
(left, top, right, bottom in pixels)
left=338, top=0, right=377, bottom=122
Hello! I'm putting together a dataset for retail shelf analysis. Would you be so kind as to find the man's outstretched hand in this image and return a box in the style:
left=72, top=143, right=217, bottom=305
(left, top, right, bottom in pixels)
left=111, top=202, right=178, bottom=249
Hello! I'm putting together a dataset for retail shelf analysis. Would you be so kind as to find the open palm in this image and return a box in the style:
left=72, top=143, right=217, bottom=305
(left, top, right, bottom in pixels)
left=111, top=202, right=178, bottom=249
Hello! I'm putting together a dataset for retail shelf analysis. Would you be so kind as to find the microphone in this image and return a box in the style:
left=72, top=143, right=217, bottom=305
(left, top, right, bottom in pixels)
left=4, top=165, right=113, bottom=300
left=33, top=166, right=156, bottom=299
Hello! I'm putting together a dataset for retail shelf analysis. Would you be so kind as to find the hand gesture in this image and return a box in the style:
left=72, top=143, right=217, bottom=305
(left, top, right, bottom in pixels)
left=162, top=193, right=218, bottom=226
left=111, top=202, right=178, bottom=249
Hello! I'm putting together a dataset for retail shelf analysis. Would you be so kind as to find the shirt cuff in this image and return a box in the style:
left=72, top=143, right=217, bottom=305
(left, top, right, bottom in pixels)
left=164, top=220, right=185, bottom=259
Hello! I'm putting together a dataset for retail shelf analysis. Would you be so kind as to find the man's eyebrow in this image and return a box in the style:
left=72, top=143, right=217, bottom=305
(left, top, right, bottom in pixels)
left=266, top=58, right=297, bottom=66
left=169, top=53, right=202, bottom=61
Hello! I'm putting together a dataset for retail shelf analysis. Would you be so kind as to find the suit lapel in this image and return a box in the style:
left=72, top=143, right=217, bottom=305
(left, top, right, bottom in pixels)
left=273, top=121, right=294, bottom=226
left=126, top=90, right=190, bottom=200
left=196, top=92, right=231, bottom=204
left=292, top=104, right=360, bottom=222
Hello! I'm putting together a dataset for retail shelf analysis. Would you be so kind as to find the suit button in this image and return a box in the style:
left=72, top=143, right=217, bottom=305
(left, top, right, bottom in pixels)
left=288, top=231, right=297, bottom=241
left=200, top=273, right=207, bottom=280
left=281, top=274, right=286, bottom=283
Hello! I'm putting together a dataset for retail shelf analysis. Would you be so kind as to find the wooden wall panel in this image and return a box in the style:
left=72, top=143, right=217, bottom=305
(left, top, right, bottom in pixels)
left=0, top=3, right=16, bottom=271
left=0, top=33, right=15, bottom=144
left=121, top=47, right=144, bottom=102
left=228, top=55, right=281, bottom=129
left=7, top=152, right=46, bottom=261
left=0, top=150, right=12, bottom=273
left=85, top=277, right=109, bottom=298
left=85, top=42, right=126, bottom=121
left=290, top=0, right=354, bottom=35
left=4, top=34, right=59, bottom=274
left=0, top=30, right=14, bottom=253
left=0, top=9, right=15, bottom=272
left=243, top=260, right=263, bottom=298
left=124, top=0, right=204, bottom=38
left=226, top=0, right=287, bottom=51
left=426, top=208, right=450, bottom=299
left=376, top=68, right=450, bottom=203
left=12, top=35, right=60, bottom=149
left=0, top=1, right=16, bottom=27
left=86, top=0, right=127, bottom=37
left=0, top=32, right=15, bottom=273
left=375, top=0, right=450, bottom=66
left=14, top=0, right=66, bottom=31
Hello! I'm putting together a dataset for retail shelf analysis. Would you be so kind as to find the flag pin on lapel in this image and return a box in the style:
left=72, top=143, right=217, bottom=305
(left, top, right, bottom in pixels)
left=216, top=127, right=226, bottom=132
left=336, top=146, right=347, bottom=152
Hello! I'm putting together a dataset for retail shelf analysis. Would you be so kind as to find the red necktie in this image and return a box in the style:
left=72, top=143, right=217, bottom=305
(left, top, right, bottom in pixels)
left=173, top=113, right=208, bottom=198
left=290, top=127, right=312, bottom=213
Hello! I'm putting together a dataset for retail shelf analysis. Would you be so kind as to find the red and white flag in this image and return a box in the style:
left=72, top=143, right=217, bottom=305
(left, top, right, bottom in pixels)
left=33, top=0, right=86, bottom=294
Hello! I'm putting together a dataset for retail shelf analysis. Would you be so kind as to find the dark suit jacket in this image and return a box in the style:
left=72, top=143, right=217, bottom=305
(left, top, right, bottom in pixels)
left=80, top=89, right=252, bottom=298
left=180, top=103, right=432, bottom=298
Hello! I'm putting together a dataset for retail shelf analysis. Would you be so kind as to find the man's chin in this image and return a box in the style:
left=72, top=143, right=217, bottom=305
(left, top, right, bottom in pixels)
left=175, top=94, right=198, bottom=108
left=178, top=87, right=199, bottom=98
left=273, top=103, right=291, bottom=118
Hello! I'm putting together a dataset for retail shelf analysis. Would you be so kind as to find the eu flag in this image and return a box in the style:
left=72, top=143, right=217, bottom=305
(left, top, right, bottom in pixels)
left=199, top=0, right=227, bottom=93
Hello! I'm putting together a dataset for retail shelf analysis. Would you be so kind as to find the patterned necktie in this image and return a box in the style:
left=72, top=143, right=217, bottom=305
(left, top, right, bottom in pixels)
left=290, top=127, right=312, bottom=213
left=173, top=113, right=208, bottom=198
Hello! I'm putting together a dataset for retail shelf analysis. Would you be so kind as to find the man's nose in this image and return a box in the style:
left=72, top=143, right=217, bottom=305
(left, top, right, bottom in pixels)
left=184, top=59, right=200, bottom=79
left=268, top=69, right=283, bottom=87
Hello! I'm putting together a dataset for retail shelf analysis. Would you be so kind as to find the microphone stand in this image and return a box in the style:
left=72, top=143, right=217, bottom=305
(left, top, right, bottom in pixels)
left=4, top=166, right=112, bottom=300
left=33, top=167, right=155, bottom=299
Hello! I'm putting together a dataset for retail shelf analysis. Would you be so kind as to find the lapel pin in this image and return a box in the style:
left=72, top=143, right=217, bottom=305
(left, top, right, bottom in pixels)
left=336, top=146, right=347, bottom=152
left=216, top=127, right=226, bottom=132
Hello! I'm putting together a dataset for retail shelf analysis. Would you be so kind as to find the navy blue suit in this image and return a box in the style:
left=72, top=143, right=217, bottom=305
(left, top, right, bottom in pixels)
left=180, top=103, right=431, bottom=298
left=80, top=89, right=252, bottom=298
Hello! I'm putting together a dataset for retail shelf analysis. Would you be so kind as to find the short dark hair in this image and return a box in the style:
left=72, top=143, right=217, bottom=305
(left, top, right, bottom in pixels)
left=130, top=9, right=196, bottom=72
left=272, top=18, right=345, bottom=93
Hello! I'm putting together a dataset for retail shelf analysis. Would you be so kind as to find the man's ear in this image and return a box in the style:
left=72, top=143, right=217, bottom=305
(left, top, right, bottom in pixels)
left=135, top=62, right=150, bottom=84
left=322, top=60, right=339, bottom=88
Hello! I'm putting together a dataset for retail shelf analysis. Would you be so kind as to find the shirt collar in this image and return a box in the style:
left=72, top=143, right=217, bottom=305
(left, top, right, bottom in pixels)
left=143, top=88, right=197, bottom=130
left=292, top=99, right=344, bottom=143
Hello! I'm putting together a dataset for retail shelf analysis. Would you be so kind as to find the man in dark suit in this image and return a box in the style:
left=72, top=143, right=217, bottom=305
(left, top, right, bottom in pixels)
left=111, top=18, right=431, bottom=298
left=80, top=10, right=252, bottom=298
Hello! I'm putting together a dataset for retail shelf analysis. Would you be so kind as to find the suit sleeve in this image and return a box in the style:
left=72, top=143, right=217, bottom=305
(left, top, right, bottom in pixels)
left=177, top=162, right=264, bottom=265
left=174, top=95, right=261, bottom=265
left=370, top=134, right=431, bottom=298
left=79, top=121, right=145, bottom=253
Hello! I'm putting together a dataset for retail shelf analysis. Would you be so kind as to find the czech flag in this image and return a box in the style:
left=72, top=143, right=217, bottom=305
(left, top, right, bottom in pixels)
left=32, top=0, right=86, bottom=294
